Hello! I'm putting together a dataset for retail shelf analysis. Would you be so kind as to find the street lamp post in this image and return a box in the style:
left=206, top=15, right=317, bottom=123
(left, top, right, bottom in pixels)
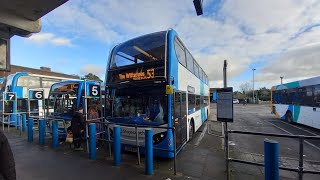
left=280, top=76, right=283, bottom=85
left=252, top=68, right=256, bottom=104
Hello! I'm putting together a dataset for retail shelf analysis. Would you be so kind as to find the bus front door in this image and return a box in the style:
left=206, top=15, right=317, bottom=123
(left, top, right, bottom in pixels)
left=174, top=92, right=187, bottom=149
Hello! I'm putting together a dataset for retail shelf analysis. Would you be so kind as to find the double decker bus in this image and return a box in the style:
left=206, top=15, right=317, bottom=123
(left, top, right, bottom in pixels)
left=105, top=29, right=210, bottom=158
left=0, top=72, right=78, bottom=125
left=271, top=76, right=320, bottom=129
left=48, top=80, right=102, bottom=120
left=47, top=80, right=102, bottom=137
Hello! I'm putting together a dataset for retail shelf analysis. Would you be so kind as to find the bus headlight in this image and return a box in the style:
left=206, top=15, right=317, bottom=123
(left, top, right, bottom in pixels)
left=153, top=131, right=167, bottom=145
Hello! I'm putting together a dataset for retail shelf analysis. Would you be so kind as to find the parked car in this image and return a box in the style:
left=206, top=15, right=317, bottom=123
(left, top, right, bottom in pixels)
left=233, top=99, right=239, bottom=104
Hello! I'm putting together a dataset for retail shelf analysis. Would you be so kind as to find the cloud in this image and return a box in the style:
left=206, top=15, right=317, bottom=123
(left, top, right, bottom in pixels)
left=28, top=33, right=72, bottom=46
left=80, top=64, right=105, bottom=77
left=256, top=43, right=320, bottom=86
left=42, top=0, right=320, bottom=87
left=220, top=0, right=315, bottom=34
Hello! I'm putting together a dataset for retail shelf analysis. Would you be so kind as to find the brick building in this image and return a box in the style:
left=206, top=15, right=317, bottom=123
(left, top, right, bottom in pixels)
left=0, top=65, right=80, bottom=79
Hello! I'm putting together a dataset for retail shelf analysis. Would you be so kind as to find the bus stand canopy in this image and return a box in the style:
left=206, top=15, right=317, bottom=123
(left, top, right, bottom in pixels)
left=0, top=0, right=68, bottom=71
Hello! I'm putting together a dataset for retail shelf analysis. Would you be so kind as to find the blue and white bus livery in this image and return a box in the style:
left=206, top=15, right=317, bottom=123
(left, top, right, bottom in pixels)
left=105, top=29, right=210, bottom=158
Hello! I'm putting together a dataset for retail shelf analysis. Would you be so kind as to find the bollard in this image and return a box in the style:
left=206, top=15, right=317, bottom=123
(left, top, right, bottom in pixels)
left=28, top=118, right=34, bottom=142
left=22, top=114, right=26, bottom=132
left=10, top=114, right=16, bottom=127
left=145, top=128, right=153, bottom=175
left=16, top=114, right=21, bottom=130
left=52, top=120, right=59, bottom=149
left=89, top=123, right=96, bottom=160
left=38, top=119, right=45, bottom=145
left=113, top=125, right=121, bottom=166
left=264, top=139, right=279, bottom=180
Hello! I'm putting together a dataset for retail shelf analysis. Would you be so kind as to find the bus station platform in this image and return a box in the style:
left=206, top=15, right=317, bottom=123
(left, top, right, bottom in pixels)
left=5, top=120, right=227, bottom=180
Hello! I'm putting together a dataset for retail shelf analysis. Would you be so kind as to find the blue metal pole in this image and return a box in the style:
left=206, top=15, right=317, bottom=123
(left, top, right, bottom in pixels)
left=264, top=139, right=279, bottom=180
left=38, top=119, right=45, bottom=145
left=28, top=118, right=34, bottom=142
left=16, top=114, right=21, bottom=130
left=89, top=123, right=96, bottom=160
left=22, top=114, right=26, bottom=132
left=145, top=128, right=153, bottom=175
left=113, top=125, right=121, bottom=166
left=52, top=120, right=59, bottom=149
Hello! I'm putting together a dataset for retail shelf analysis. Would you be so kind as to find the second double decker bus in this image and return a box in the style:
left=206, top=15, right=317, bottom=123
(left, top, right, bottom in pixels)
left=48, top=80, right=102, bottom=120
left=105, top=29, right=210, bottom=158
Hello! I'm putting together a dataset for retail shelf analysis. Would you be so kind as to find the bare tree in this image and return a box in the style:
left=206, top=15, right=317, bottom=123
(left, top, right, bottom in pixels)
left=239, top=82, right=251, bottom=95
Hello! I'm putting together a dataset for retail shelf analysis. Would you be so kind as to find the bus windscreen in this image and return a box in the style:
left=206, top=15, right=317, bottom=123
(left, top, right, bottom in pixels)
left=108, top=86, right=167, bottom=125
left=110, top=31, right=166, bottom=69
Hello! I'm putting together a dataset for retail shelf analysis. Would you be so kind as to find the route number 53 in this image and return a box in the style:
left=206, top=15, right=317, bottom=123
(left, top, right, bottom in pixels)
left=90, top=85, right=100, bottom=96
left=146, top=68, right=155, bottom=79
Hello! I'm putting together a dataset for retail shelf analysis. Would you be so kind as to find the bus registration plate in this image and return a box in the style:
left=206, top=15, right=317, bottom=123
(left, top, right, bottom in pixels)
left=124, top=146, right=137, bottom=152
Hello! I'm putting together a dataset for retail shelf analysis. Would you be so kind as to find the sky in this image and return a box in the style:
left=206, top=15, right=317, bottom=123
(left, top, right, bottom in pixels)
left=10, top=0, right=320, bottom=90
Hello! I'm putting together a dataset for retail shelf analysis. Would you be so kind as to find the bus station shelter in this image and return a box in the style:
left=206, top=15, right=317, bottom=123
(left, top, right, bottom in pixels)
left=0, top=0, right=68, bottom=71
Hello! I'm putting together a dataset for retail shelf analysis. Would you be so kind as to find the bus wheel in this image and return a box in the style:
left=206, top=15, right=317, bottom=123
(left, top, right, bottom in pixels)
left=285, top=111, right=293, bottom=123
left=189, top=120, right=194, bottom=140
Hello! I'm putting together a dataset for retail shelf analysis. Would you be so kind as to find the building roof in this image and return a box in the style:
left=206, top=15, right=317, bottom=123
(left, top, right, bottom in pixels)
left=0, top=65, right=80, bottom=79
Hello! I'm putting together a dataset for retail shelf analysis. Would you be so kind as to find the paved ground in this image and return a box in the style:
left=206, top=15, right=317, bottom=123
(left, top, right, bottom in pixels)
left=4, top=103, right=320, bottom=180
left=3, top=106, right=226, bottom=180
left=208, top=103, right=320, bottom=180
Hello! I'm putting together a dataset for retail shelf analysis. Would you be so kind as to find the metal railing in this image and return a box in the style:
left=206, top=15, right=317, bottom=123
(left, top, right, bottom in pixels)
left=85, top=118, right=178, bottom=175
left=2, top=112, right=178, bottom=175
left=29, top=115, right=69, bottom=135
left=0, top=112, right=28, bottom=134
left=227, top=130, right=320, bottom=180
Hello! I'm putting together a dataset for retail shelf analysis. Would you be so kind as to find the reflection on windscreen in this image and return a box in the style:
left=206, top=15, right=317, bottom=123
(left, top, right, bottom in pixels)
left=110, top=31, right=166, bottom=68
left=111, top=86, right=167, bottom=124
left=49, top=83, right=79, bottom=116
left=53, top=94, right=77, bottom=114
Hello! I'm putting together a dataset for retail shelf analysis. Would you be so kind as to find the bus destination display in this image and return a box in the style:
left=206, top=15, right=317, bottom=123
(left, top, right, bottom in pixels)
left=118, top=68, right=155, bottom=81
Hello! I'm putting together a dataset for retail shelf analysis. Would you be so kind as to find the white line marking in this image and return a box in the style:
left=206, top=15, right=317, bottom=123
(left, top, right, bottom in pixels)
left=276, top=120, right=320, bottom=136
left=264, top=120, right=320, bottom=151
left=195, top=123, right=207, bottom=146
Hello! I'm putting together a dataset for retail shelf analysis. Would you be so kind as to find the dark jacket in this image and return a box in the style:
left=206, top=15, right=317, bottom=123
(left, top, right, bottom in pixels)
left=71, top=112, right=85, bottom=135
left=0, top=130, right=16, bottom=180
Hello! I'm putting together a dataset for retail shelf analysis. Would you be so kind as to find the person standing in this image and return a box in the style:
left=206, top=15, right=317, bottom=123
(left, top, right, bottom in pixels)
left=88, top=104, right=99, bottom=120
left=71, top=107, right=85, bottom=151
left=88, top=104, right=100, bottom=143
left=95, top=101, right=103, bottom=118
left=0, top=130, right=16, bottom=180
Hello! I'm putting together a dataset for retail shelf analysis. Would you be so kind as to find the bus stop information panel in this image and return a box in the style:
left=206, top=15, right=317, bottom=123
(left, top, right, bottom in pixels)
left=217, top=87, right=234, bottom=122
